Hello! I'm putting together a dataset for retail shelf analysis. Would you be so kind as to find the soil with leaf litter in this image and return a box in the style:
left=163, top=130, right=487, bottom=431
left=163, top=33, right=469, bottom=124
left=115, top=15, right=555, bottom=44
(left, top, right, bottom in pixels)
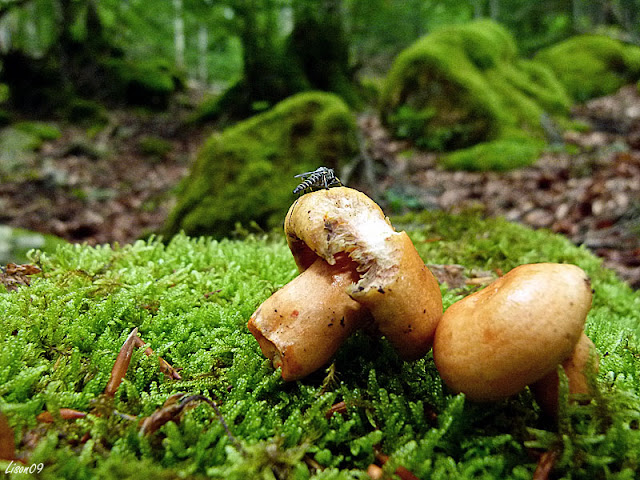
left=1, top=86, right=640, bottom=287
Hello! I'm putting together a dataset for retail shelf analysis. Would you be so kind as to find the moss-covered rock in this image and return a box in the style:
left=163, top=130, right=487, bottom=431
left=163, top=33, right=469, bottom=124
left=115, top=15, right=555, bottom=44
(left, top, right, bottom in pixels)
left=101, top=58, right=184, bottom=109
left=0, top=225, right=66, bottom=265
left=138, top=136, right=173, bottom=160
left=13, top=121, right=62, bottom=141
left=1, top=210, right=639, bottom=478
left=164, top=91, right=358, bottom=238
left=0, top=122, right=62, bottom=180
left=380, top=20, right=571, bottom=170
left=535, top=35, right=640, bottom=103
left=441, top=137, right=545, bottom=171
left=64, top=98, right=109, bottom=126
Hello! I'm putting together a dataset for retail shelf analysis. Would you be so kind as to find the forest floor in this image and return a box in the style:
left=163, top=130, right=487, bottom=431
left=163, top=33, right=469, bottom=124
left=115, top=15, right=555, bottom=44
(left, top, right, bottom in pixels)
left=1, top=86, right=640, bottom=287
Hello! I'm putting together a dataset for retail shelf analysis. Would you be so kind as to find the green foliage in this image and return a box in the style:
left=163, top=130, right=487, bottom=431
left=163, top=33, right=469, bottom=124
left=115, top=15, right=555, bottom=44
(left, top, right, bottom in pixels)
left=164, top=91, right=359, bottom=238
left=0, top=83, right=9, bottom=104
left=380, top=20, right=571, bottom=171
left=0, top=225, right=66, bottom=265
left=0, top=125, right=45, bottom=179
left=535, top=35, right=640, bottom=103
left=138, top=136, right=173, bottom=160
left=64, top=98, right=109, bottom=126
left=1, top=210, right=639, bottom=478
left=441, top=137, right=545, bottom=171
left=101, top=58, right=183, bottom=109
left=14, top=121, right=62, bottom=141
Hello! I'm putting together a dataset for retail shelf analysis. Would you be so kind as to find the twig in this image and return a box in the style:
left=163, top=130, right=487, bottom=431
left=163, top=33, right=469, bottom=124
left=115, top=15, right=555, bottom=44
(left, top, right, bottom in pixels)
left=374, top=451, right=420, bottom=480
left=325, top=401, right=347, bottom=419
left=183, top=395, right=245, bottom=455
left=132, top=336, right=182, bottom=380
left=533, top=450, right=558, bottom=480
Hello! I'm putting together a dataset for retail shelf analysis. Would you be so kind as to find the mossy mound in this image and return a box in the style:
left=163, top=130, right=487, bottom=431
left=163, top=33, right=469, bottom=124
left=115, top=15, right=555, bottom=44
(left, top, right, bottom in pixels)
left=380, top=20, right=571, bottom=170
left=440, top=137, right=545, bottom=171
left=138, top=136, right=173, bottom=160
left=1, top=211, right=639, bottom=478
left=0, top=225, right=65, bottom=265
left=164, top=92, right=358, bottom=238
left=101, top=58, right=184, bottom=109
left=535, top=35, right=640, bottom=103
left=13, top=121, right=62, bottom=141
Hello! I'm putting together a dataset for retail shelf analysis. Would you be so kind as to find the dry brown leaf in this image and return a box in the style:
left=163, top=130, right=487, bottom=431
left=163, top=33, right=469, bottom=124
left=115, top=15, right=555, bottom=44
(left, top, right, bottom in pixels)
left=132, top=335, right=182, bottom=380
left=0, top=413, right=17, bottom=461
left=104, top=327, right=139, bottom=397
left=0, top=263, right=42, bottom=291
left=36, top=408, right=87, bottom=423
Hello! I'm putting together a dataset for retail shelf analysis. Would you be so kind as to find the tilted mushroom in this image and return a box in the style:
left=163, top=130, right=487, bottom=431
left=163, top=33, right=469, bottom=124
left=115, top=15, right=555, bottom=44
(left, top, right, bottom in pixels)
left=433, top=263, right=596, bottom=411
left=248, top=187, right=443, bottom=380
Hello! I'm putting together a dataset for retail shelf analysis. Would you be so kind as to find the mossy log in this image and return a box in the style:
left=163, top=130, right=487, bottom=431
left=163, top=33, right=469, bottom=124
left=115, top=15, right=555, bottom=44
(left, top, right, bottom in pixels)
left=164, top=92, right=358, bottom=238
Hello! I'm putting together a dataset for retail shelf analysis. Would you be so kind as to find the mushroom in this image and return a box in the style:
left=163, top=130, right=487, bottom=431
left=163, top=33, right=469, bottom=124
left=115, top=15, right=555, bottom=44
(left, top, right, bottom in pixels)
left=247, top=255, right=371, bottom=381
left=433, top=263, right=595, bottom=409
left=530, top=333, right=599, bottom=415
left=248, top=187, right=443, bottom=380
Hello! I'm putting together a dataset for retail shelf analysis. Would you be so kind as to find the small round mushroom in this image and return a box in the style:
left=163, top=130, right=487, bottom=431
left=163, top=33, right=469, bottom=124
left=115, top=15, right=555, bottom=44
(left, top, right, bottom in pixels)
left=433, top=263, right=593, bottom=403
left=248, top=186, right=443, bottom=379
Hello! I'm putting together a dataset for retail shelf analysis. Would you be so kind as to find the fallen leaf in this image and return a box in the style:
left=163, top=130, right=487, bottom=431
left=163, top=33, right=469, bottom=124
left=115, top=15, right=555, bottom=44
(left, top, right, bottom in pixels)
left=36, top=408, right=87, bottom=423
left=0, top=413, right=17, bottom=461
left=132, top=335, right=182, bottom=380
left=0, top=263, right=42, bottom=291
left=427, top=264, right=466, bottom=289
left=104, top=327, right=139, bottom=397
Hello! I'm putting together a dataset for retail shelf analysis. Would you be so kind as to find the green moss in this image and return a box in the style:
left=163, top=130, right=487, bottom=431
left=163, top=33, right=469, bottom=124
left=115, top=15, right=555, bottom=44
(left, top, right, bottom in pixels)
left=0, top=83, right=9, bottom=103
left=64, top=98, right=109, bottom=126
left=441, top=137, right=545, bottom=171
left=380, top=20, right=571, bottom=171
left=1, top=210, right=639, bottom=478
left=14, top=121, right=62, bottom=141
left=535, top=35, right=640, bottom=103
left=0, top=126, right=41, bottom=179
left=102, top=58, right=183, bottom=109
left=138, top=136, right=173, bottom=159
left=164, top=91, right=358, bottom=238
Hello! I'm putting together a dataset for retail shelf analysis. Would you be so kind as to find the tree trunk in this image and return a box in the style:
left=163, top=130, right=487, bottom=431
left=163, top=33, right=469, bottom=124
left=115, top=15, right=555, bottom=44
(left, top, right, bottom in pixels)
left=288, top=0, right=355, bottom=102
left=489, top=0, right=499, bottom=21
left=198, top=24, right=208, bottom=83
left=173, top=0, right=185, bottom=69
left=472, top=0, right=484, bottom=18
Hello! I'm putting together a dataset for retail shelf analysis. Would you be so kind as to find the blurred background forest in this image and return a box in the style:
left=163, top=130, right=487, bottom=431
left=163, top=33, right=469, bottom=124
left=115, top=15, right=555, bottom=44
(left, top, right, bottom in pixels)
left=1, top=0, right=640, bottom=285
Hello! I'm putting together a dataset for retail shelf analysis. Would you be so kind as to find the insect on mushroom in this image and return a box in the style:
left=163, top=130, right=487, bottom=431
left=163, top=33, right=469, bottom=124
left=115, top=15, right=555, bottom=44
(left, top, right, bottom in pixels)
left=293, top=167, right=342, bottom=195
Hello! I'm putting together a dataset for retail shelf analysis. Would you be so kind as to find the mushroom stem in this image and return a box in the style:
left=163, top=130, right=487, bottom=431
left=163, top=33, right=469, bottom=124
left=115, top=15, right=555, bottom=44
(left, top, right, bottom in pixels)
left=349, top=232, right=442, bottom=360
left=248, top=256, right=371, bottom=381
left=530, top=333, right=599, bottom=416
